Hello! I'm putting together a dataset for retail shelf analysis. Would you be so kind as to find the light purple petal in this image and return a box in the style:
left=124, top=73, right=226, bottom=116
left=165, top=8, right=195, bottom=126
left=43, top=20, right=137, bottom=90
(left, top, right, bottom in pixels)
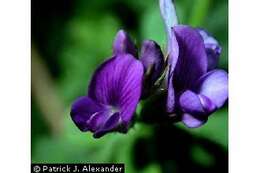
left=159, top=0, right=178, bottom=46
left=166, top=28, right=179, bottom=113
left=196, top=69, right=228, bottom=108
left=70, top=96, right=105, bottom=131
left=88, top=54, right=144, bottom=124
left=113, top=30, right=137, bottom=56
left=173, top=25, right=208, bottom=90
left=179, top=90, right=204, bottom=114
left=199, top=94, right=218, bottom=113
left=179, top=90, right=216, bottom=116
left=182, top=113, right=207, bottom=128
left=166, top=71, right=175, bottom=113
left=140, top=40, right=164, bottom=84
left=197, top=28, right=222, bottom=71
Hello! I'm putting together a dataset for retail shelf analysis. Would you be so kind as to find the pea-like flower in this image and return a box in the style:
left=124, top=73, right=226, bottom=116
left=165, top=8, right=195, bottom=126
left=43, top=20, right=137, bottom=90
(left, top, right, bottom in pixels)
left=70, top=30, right=144, bottom=138
left=70, top=29, right=165, bottom=137
left=160, top=0, right=228, bottom=127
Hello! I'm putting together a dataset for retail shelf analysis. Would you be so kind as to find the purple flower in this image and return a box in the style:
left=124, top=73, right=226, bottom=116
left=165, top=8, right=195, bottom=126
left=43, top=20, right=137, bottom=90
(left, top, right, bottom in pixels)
left=197, top=28, right=222, bottom=71
left=70, top=30, right=144, bottom=138
left=160, top=0, right=228, bottom=127
left=140, top=40, right=165, bottom=97
left=113, top=30, right=137, bottom=56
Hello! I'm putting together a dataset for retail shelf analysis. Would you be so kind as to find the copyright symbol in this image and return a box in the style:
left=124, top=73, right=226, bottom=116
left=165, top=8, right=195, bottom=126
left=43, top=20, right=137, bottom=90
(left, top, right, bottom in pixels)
left=33, top=165, right=41, bottom=173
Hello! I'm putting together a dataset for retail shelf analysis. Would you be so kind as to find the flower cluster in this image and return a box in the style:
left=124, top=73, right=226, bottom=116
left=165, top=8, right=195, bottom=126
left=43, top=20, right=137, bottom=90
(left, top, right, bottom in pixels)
left=70, top=0, right=228, bottom=138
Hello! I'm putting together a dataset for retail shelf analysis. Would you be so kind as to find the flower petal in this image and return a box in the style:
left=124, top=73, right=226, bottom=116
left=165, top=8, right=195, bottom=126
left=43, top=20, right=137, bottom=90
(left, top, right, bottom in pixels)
left=159, top=0, right=178, bottom=43
left=173, top=25, right=208, bottom=90
left=113, top=30, right=137, bottom=56
left=197, top=28, right=222, bottom=71
left=88, top=54, right=144, bottom=124
left=166, top=71, right=175, bottom=112
left=196, top=69, right=228, bottom=108
left=93, top=112, right=121, bottom=138
left=179, top=90, right=216, bottom=116
left=166, top=28, right=179, bottom=113
left=87, top=111, right=109, bottom=132
left=140, top=40, right=164, bottom=84
left=199, top=94, right=218, bottom=113
left=182, top=113, right=207, bottom=128
left=179, top=90, right=204, bottom=114
left=102, top=112, right=121, bottom=130
left=70, top=96, right=105, bottom=131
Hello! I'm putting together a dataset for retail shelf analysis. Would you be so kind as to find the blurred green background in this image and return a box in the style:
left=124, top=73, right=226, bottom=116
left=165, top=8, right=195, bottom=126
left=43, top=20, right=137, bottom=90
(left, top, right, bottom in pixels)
left=31, top=0, right=228, bottom=172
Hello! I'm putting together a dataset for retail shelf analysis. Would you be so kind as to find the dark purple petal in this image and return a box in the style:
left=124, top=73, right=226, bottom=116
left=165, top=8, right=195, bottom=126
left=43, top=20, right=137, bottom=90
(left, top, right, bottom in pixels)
left=87, top=111, right=109, bottom=132
left=70, top=96, right=105, bottom=131
left=113, top=30, right=137, bottom=56
left=72, top=54, right=143, bottom=137
left=197, top=28, right=222, bottom=71
left=88, top=54, right=144, bottom=124
left=196, top=69, right=228, bottom=108
left=182, top=113, right=207, bottom=128
left=179, top=90, right=216, bottom=116
left=102, top=112, right=121, bottom=130
left=93, top=113, right=121, bottom=138
left=140, top=40, right=164, bottom=84
left=173, top=25, right=208, bottom=91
